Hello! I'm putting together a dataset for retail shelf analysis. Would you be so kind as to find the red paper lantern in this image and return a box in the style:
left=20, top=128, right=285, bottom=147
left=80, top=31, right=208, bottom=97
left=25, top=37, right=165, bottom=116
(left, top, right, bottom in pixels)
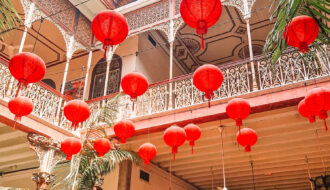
left=92, top=10, right=129, bottom=58
left=184, top=123, right=201, bottom=154
left=93, top=138, right=111, bottom=157
left=9, top=52, right=46, bottom=95
left=113, top=120, right=135, bottom=143
left=8, top=96, right=33, bottom=130
left=305, top=87, right=330, bottom=131
left=283, top=15, right=319, bottom=53
left=180, top=0, right=222, bottom=49
left=236, top=128, right=258, bottom=152
left=138, top=143, right=157, bottom=170
left=163, top=125, right=186, bottom=160
left=193, top=64, right=223, bottom=107
left=298, top=98, right=317, bottom=123
left=61, top=137, right=82, bottom=160
left=63, top=100, right=90, bottom=130
left=226, top=98, right=251, bottom=128
left=121, top=72, right=148, bottom=102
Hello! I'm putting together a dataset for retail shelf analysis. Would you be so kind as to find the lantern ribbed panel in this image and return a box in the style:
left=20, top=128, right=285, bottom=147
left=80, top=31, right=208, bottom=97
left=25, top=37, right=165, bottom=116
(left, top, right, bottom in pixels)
left=113, top=120, right=135, bottom=143
left=236, top=128, right=258, bottom=152
left=163, top=125, right=186, bottom=160
left=93, top=138, right=111, bottom=157
left=121, top=72, right=148, bottom=101
left=64, top=100, right=90, bottom=130
left=138, top=143, right=157, bottom=170
left=184, top=123, right=201, bottom=154
left=61, top=137, right=82, bottom=160
left=226, top=98, right=251, bottom=127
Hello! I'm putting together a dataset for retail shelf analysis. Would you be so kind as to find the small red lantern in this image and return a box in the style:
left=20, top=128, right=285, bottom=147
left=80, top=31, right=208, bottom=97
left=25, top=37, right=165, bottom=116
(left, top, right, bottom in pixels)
left=61, top=137, right=82, bottom=160
left=184, top=123, right=201, bottom=154
left=298, top=98, right=317, bottom=123
left=236, top=128, right=258, bottom=152
left=93, top=138, right=111, bottom=157
left=163, top=125, right=186, bottom=160
left=193, top=64, right=223, bottom=107
left=121, top=72, right=148, bottom=103
left=138, top=143, right=157, bottom=171
left=283, top=15, right=319, bottom=53
left=305, top=87, right=330, bottom=131
left=113, top=120, right=135, bottom=143
left=180, top=0, right=222, bottom=49
left=92, top=10, right=129, bottom=58
left=8, top=96, right=33, bottom=130
left=63, top=100, right=90, bottom=130
left=226, top=98, right=251, bottom=128
left=9, top=52, right=46, bottom=96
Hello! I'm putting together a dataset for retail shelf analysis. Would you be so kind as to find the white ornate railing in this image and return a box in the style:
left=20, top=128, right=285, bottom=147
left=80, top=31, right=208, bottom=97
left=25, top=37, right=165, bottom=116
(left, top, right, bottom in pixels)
left=86, top=47, right=330, bottom=121
left=0, top=57, right=69, bottom=130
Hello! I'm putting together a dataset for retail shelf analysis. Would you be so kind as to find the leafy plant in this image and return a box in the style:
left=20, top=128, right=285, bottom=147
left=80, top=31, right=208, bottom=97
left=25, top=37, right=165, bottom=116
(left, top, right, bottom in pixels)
left=51, top=96, right=139, bottom=190
left=0, top=0, right=22, bottom=38
left=264, top=0, right=330, bottom=63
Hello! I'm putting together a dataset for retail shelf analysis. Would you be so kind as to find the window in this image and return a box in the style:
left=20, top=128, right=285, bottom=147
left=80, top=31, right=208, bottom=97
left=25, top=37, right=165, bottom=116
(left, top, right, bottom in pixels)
left=89, top=54, right=122, bottom=99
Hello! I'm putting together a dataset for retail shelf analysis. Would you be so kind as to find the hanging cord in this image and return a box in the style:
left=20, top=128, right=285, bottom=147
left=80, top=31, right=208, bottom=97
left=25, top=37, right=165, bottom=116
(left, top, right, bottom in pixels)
left=211, top=167, right=214, bottom=190
left=169, top=157, right=172, bottom=190
left=314, top=130, right=327, bottom=175
left=305, top=155, right=315, bottom=190
left=220, top=126, right=227, bottom=189
left=250, top=160, right=256, bottom=190
left=32, top=17, right=44, bottom=53
left=76, top=66, right=85, bottom=99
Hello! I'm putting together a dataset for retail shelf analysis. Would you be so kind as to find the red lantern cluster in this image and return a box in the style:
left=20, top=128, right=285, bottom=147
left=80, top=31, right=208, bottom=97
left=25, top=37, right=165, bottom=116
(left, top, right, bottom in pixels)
left=180, top=0, right=222, bottom=49
left=138, top=143, right=157, bottom=170
left=303, top=87, right=330, bottom=131
left=92, top=10, right=129, bottom=58
left=61, top=137, right=82, bottom=160
left=121, top=72, right=148, bottom=105
left=64, top=99, right=90, bottom=130
left=113, top=120, right=135, bottom=143
left=8, top=96, right=33, bottom=130
left=283, top=15, right=319, bottom=53
left=184, top=123, right=201, bottom=154
left=236, top=128, right=258, bottom=152
left=226, top=98, right=251, bottom=128
left=163, top=125, right=186, bottom=160
left=9, top=52, right=46, bottom=96
left=193, top=64, right=223, bottom=107
left=93, top=138, right=111, bottom=157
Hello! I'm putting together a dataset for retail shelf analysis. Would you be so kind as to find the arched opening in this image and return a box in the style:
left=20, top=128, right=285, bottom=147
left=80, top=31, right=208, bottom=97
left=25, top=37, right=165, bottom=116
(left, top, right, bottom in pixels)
left=89, top=54, right=122, bottom=99
left=41, top=78, right=56, bottom=89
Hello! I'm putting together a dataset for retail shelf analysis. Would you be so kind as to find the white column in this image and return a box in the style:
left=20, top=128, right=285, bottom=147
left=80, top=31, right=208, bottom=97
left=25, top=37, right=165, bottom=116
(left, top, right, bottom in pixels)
left=82, top=51, right=93, bottom=100
left=168, top=42, right=174, bottom=110
left=246, top=19, right=258, bottom=91
left=103, top=48, right=113, bottom=97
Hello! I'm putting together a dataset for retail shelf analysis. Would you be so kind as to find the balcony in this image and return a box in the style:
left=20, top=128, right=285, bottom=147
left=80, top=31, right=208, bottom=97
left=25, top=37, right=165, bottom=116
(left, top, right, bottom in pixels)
left=2, top=47, right=327, bottom=133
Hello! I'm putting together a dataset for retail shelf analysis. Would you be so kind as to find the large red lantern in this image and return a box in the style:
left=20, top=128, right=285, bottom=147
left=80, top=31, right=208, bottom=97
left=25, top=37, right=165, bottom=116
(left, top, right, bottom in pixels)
left=8, top=96, right=33, bottom=130
left=63, top=100, right=90, bottom=130
left=298, top=98, right=317, bottom=123
left=138, top=143, right=157, bottom=170
left=283, top=15, right=319, bottom=53
left=93, top=138, right=111, bottom=157
left=163, top=125, right=186, bottom=160
left=305, top=87, right=330, bottom=131
left=226, top=98, right=251, bottom=128
left=236, top=128, right=258, bottom=152
left=180, top=0, right=222, bottom=49
left=61, top=137, right=82, bottom=160
left=121, top=72, right=148, bottom=102
left=184, top=123, right=201, bottom=154
left=113, top=120, right=135, bottom=143
left=193, top=64, right=223, bottom=107
left=92, top=10, right=129, bottom=58
left=9, top=52, right=46, bottom=96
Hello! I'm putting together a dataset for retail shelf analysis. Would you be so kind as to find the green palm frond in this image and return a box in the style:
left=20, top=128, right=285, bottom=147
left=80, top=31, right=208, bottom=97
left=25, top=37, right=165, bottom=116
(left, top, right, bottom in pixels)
left=264, top=0, right=330, bottom=63
left=0, top=0, right=22, bottom=38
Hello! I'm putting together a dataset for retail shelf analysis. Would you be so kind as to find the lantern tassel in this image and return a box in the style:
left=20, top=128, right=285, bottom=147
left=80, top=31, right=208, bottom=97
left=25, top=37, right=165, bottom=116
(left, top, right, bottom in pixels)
left=189, top=141, right=195, bottom=154
left=245, top=146, right=251, bottom=152
left=308, top=115, right=316, bottom=123
left=299, top=42, right=309, bottom=53
left=201, top=34, right=204, bottom=49
left=144, top=160, right=150, bottom=171
left=12, top=115, right=21, bottom=130
left=324, top=120, right=328, bottom=132
left=120, top=138, right=126, bottom=143
left=172, top=146, right=178, bottom=160
left=66, top=155, right=72, bottom=160
left=236, top=118, right=242, bottom=127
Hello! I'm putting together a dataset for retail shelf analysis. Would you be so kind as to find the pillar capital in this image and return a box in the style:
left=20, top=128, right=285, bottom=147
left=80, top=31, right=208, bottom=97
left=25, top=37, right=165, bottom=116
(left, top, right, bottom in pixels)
left=32, top=172, right=55, bottom=190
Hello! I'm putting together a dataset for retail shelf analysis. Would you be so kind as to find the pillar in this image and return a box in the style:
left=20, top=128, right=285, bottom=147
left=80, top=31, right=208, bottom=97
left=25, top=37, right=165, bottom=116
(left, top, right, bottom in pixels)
left=83, top=51, right=93, bottom=100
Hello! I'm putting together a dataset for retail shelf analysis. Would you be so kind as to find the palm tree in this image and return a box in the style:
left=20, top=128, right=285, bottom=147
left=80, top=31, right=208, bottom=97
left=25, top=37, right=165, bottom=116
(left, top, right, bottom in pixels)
left=264, top=0, right=329, bottom=63
left=51, top=96, right=139, bottom=190
left=0, top=0, right=22, bottom=38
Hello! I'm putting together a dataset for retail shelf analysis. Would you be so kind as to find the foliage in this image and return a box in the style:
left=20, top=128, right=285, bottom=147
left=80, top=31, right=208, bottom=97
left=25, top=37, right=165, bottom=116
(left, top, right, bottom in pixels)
left=51, top=95, right=139, bottom=190
left=0, top=0, right=22, bottom=38
left=264, top=0, right=330, bottom=64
